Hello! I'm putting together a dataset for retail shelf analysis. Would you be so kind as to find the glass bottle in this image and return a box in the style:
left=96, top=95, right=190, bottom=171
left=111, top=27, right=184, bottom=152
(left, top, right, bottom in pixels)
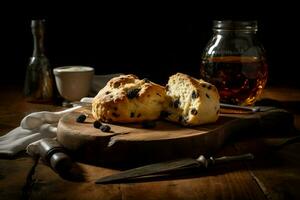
left=200, top=20, right=268, bottom=106
left=24, top=19, right=54, bottom=103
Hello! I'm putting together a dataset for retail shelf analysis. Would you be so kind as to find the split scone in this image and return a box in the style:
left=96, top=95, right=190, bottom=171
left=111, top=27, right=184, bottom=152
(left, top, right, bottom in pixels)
left=92, top=74, right=166, bottom=123
left=164, top=73, right=220, bottom=126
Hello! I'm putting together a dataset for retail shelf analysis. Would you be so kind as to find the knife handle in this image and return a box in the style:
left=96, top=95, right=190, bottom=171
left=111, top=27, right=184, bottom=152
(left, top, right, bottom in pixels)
left=196, top=153, right=254, bottom=167
left=213, top=153, right=254, bottom=165
left=38, top=138, right=73, bottom=174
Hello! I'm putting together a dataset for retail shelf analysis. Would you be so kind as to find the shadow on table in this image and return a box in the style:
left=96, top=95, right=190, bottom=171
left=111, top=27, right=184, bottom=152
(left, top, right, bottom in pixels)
left=59, top=137, right=300, bottom=184
left=256, top=98, right=300, bottom=114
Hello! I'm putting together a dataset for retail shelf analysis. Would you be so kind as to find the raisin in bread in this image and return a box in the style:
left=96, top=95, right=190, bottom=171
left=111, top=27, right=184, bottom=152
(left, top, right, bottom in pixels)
left=164, top=73, right=220, bottom=126
left=92, top=74, right=166, bottom=123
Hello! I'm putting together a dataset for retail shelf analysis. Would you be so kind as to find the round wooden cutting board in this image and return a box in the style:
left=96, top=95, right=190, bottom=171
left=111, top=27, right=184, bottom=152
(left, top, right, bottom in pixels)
left=57, top=107, right=292, bottom=165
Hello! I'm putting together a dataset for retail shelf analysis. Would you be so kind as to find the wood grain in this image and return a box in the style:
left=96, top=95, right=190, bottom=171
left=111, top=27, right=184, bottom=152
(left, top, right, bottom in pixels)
left=57, top=107, right=292, bottom=165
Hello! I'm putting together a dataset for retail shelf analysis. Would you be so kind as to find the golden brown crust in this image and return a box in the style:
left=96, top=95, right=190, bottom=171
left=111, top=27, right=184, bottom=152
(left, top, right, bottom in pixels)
left=92, top=73, right=219, bottom=126
left=92, top=75, right=166, bottom=123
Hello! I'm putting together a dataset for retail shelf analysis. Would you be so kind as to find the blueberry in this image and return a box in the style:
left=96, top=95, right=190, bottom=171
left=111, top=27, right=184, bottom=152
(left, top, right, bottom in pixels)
left=130, top=112, right=135, bottom=118
left=178, top=116, right=183, bottom=122
left=127, top=88, right=141, bottom=99
left=160, top=111, right=171, bottom=118
left=76, top=114, right=86, bottom=123
left=100, top=125, right=111, bottom=132
left=191, top=108, right=198, bottom=115
left=93, top=120, right=102, bottom=128
left=192, top=91, right=199, bottom=99
left=174, top=99, right=180, bottom=108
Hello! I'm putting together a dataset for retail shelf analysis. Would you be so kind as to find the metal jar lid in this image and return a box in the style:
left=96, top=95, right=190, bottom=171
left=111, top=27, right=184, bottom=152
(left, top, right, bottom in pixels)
left=213, top=20, right=258, bottom=31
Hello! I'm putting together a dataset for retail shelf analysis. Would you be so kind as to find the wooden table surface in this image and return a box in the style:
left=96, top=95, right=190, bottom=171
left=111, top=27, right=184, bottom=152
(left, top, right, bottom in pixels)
left=1, top=85, right=300, bottom=200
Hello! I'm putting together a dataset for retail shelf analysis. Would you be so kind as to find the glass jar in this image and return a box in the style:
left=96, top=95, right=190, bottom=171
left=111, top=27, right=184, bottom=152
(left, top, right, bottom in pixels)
left=200, top=20, right=268, bottom=106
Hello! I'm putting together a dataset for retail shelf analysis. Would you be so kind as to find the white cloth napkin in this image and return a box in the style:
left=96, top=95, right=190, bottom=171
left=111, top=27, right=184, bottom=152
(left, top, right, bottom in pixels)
left=0, top=73, right=123, bottom=157
left=0, top=98, right=93, bottom=157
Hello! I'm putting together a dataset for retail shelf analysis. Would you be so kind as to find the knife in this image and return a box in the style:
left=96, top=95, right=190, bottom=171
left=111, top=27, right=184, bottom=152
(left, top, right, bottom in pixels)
left=95, top=153, right=254, bottom=184
left=220, top=103, right=261, bottom=113
left=71, top=101, right=262, bottom=113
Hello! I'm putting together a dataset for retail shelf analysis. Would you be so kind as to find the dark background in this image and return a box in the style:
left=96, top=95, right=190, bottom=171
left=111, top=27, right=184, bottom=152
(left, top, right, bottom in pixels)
left=1, top=4, right=299, bottom=87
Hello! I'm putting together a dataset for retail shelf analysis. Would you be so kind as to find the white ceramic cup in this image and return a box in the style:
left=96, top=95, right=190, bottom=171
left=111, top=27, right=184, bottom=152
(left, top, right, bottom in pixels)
left=53, top=66, right=94, bottom=101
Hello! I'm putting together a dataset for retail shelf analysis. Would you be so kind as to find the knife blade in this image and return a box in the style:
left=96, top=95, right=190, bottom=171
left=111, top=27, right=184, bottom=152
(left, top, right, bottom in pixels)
left=95, top=153, right=254, bottom=184
left=220, top=103, right=261, bottom=113
left=71, top=101, right=264, bottom=114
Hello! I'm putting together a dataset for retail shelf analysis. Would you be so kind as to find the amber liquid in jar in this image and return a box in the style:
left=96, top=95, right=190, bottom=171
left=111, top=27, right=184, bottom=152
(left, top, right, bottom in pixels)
left=201, top=56, right=268, bottom=106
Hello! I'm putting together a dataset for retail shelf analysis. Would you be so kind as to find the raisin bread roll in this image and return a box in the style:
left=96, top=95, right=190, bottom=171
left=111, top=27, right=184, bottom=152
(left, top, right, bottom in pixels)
left=92, top=74, right=166, bottom=123
left=164, top=73, right=220, bottom=126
